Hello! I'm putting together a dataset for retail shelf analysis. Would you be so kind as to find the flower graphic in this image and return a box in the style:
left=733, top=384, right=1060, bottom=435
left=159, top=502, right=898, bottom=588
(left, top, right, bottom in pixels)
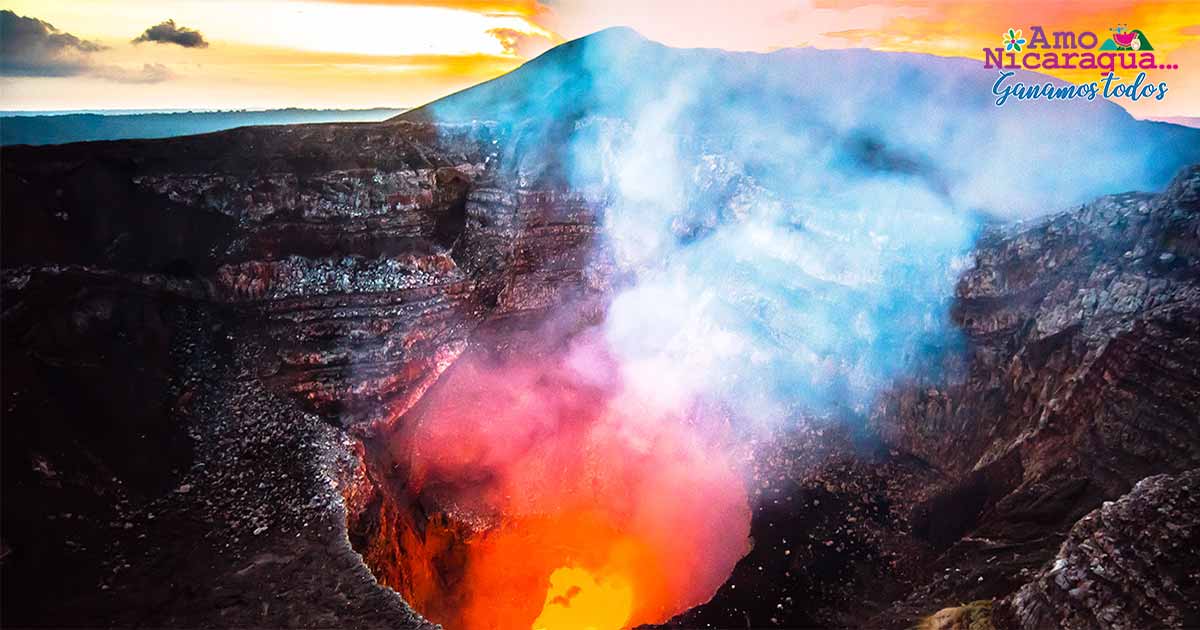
left=1003, top=28, right=1026, bottom=52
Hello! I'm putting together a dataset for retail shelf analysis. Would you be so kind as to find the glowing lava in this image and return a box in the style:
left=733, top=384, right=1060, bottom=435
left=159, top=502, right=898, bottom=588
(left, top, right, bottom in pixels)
left=532, top=566, right=633, bottom=630
left=366, top=334, right=753, bottom=630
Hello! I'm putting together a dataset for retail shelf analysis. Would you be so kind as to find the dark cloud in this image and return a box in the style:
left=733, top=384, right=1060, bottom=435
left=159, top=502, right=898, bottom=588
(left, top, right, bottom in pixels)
left=0, top=9, right=106, bottom=77
left=0, top=10, right=173, bottom=83
left=132, top=20, right=209, bottom=48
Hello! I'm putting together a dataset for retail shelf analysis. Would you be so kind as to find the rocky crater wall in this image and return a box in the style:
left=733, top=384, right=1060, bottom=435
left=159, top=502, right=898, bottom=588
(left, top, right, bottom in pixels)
left=2, top=120, right=1198, bottom=629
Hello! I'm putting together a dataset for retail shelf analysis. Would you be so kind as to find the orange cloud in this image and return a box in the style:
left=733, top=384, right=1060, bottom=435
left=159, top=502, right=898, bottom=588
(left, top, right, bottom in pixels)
left=305, top=0, right=552, bottom=18
left=5, top=0, right=1194, bottom=116
left=539, top=0, right=897, bottom=51
left=488, top=26, right=559, bottom=56
left=820, top=0, right=1197, bottom=52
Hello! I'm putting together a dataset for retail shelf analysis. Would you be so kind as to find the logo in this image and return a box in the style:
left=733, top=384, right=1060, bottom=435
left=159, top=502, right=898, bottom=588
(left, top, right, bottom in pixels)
left=1101, top=24, right=1152, bottom=51
left=1003, top=28, right=1026, bottom=52
left=983, top=25, right=1177, bottom=106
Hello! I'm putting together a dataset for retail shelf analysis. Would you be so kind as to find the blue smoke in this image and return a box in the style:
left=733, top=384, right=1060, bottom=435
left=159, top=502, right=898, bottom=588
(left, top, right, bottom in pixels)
left=420, top=28, right=1200, bottom=426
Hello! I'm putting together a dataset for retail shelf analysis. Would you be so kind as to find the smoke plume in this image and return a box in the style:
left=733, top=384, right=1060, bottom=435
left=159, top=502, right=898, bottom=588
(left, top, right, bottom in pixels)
left=388, top=27, right=1200, bottom=629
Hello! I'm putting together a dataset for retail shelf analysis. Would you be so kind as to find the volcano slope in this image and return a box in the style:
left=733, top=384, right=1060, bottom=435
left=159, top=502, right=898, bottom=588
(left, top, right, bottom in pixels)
left=3, top=28, right=1200, bottom=630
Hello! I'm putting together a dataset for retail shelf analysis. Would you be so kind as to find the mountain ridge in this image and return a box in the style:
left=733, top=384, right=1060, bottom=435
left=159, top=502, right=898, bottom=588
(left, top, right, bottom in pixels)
left=397, top=27, right=1200, bottom=219
left=1, top=107, right=406, bottom=146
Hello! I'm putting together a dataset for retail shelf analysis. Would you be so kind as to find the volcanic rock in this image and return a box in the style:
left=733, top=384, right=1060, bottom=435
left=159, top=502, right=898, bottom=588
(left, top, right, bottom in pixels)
left=858, top=164, right=1200, bottom=628
left=994, top=469, right=1200, bottom=629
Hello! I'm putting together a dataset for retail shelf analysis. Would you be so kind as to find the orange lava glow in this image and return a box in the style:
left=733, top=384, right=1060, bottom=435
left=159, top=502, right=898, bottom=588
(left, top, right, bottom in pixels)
left=532, top=566, right=633, bottom=630
left=375, top=336, right=752, bottom=630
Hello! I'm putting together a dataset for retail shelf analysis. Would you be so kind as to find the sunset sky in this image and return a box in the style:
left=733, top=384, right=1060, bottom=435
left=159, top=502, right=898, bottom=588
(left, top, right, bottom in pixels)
left=1, top=0, right=1198, bottom=117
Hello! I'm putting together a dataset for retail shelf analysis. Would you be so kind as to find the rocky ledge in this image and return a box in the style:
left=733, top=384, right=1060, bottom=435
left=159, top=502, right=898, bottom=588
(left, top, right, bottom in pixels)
left=995, top=469, right=1200, bottom=629
left=861, top=164, right=1200, bottom=629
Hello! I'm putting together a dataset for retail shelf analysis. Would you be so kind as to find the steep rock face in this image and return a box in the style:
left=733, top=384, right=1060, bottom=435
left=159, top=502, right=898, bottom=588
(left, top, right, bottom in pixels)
left=876, top=164, right=1200, bottom=516
left=0, top=120, right=607, bottom=626
left=875, top=166, right=1200, bottom=492
left=1, top=120, right=613, bottom=433
left=658, top=164, right=1200, bottom=630
left=994, top=469, right=1200, bottom=629
left=863, top=165, right=1200, bottom=627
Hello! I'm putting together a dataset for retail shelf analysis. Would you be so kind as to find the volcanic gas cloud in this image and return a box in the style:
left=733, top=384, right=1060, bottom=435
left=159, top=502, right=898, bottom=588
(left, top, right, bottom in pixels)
left=376, top=331, right=751, bottom=630
left=350, top=28, right=1190, bottom=630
